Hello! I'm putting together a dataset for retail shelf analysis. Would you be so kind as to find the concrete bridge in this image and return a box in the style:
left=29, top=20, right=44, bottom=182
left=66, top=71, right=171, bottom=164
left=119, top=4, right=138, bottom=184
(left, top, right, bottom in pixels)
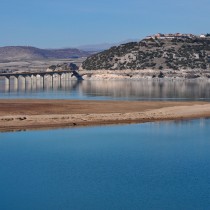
left=0, top=70, right=83, bottom=88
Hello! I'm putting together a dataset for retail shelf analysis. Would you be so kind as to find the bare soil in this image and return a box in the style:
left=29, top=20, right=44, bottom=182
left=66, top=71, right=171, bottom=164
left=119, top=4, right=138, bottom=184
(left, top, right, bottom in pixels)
left=0, top=99, right=210, bottom=132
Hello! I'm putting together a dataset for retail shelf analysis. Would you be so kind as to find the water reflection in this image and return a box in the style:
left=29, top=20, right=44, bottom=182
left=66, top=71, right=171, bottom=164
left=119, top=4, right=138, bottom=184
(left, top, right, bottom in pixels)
left=76, top=80, right=210, bottom=100
left=0, top=77, right=210, bottom=101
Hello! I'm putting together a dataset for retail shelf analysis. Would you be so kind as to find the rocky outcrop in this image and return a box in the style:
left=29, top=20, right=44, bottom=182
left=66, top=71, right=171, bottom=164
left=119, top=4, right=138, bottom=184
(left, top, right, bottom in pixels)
left=81, top=35, right=210, bottom=71
left=48, top=63, right=79, bottom=71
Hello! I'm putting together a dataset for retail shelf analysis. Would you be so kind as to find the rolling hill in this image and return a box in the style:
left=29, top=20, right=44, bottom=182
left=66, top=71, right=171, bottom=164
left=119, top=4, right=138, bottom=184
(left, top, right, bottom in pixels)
left=81, top=34, right=210, bottom=71
left=0, top=46, right=93, bottom=61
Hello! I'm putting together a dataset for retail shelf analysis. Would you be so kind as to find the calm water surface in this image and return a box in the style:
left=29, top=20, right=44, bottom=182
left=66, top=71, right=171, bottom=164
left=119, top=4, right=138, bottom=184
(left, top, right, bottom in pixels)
left=1, top=78, right=210, bottom=209
left=1, top=78, right=210, bottom=101
left=0, top=119, right=210, bottom=210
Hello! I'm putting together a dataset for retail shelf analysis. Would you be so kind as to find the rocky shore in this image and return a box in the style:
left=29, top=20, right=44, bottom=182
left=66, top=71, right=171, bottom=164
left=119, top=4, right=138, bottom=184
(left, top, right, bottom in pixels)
left=79, top=69, right=210, bottom=80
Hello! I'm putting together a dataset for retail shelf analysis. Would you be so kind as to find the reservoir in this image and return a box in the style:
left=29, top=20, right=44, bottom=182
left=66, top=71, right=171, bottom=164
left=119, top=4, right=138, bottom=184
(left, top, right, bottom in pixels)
left=0, top=119, right=210, bottom=209
left=0, top=78, right=210, bottom=209
left=0, top=78, right=210, bottom=101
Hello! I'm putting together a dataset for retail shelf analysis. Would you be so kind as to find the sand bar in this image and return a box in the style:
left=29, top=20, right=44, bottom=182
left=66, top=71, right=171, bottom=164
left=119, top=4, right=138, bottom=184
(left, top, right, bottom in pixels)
left=0, top=99, right=210, bottom=132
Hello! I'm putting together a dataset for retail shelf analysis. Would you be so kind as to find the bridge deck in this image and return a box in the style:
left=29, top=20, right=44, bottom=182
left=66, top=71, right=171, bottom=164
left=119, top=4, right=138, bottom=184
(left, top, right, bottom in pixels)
left=0, top=70, right=73, bottom=77
left=0, top=70, right=83, bottom=80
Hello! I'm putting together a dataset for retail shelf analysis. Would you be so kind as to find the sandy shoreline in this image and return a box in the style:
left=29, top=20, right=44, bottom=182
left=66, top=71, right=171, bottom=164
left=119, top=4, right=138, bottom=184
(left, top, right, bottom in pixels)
left=0, top=99, right=210, bottom=132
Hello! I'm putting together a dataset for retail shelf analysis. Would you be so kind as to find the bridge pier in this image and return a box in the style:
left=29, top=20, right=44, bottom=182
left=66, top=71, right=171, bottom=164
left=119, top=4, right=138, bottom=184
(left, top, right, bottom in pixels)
left=60, top=74, right=62, bottom=87
left=30, top=76, right=33, bottom=90
left=5, top=76, right=10, bottom=86
left=13, top=76, right=18, bottom=91
left=42, top=75, right=45, bottom=89
left=34, top=75, right=37, bottom=89
left=34, top=75, right=40, bottom=90
left=22, top=76, right=26, bottom=89
left=18, top=77, right=24, bottom=91
left=5, top=76, right=10, bottom=92
left=63, top=73, right=66, bottom=87
left=0, top=70, right=83, bottom=92
left=51, top=74, right=54, bottom=88
left=31, top=75, right=35, bottom=88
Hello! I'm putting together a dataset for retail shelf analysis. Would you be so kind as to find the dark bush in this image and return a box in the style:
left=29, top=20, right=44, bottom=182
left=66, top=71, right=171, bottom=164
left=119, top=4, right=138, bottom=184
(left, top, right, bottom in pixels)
left=158, top=71, right=164, bottom=78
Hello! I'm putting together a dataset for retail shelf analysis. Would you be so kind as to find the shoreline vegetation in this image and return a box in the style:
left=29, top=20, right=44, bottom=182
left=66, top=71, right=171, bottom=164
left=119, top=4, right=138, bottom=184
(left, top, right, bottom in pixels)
left=0, top=99, right=210, bottom=132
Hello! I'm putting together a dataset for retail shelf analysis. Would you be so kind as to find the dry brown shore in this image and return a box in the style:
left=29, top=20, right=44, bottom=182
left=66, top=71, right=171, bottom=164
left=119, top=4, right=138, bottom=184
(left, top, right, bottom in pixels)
left=0, top=99, right=210, bottom=132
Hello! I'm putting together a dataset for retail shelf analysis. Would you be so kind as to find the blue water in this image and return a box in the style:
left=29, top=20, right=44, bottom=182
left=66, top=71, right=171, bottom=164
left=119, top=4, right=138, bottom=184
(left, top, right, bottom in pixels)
left=1, top=119, right=210, bottom=210
left=1, top=79, right=210, bottom=101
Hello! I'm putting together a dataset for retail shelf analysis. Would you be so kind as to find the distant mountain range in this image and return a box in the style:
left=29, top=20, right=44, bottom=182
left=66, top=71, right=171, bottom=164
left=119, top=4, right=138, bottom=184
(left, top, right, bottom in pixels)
left=0, top=46, right=93, bottom=61
left=0, top=39, right=139, bottom=61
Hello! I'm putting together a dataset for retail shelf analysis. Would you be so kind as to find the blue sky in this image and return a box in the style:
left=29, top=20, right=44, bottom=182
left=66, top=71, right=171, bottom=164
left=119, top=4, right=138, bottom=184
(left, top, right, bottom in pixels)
left=0, top=0, right=209, bottom=48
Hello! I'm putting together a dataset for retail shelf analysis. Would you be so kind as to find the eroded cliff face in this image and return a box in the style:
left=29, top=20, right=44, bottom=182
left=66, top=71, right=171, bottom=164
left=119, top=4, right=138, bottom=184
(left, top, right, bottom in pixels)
left=81, top=36, right=210, bottom=71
